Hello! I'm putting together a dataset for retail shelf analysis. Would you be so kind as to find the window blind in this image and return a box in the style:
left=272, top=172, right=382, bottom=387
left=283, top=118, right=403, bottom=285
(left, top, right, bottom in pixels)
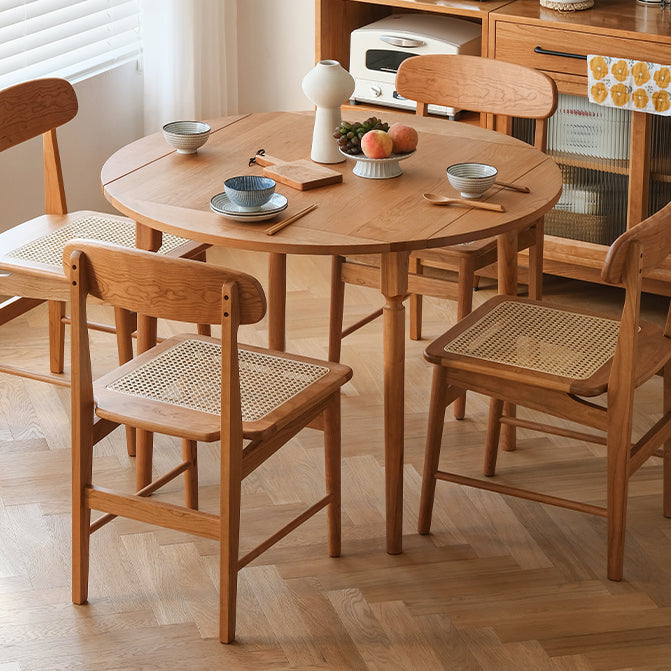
left=0, top=0, right=141, bottom=89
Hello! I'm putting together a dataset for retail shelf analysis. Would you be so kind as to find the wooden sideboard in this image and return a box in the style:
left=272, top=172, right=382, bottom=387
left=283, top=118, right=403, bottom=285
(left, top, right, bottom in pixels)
left=316, top=0, right=671, bottom=295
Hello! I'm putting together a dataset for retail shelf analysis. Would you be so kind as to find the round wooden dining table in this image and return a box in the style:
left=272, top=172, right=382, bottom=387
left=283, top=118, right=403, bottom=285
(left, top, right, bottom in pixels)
left=102, top=110, right=562, bottom=554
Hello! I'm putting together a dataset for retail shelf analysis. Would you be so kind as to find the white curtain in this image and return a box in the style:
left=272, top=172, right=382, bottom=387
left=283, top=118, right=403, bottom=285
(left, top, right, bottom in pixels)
left=139, top=0, right=238, bottom=133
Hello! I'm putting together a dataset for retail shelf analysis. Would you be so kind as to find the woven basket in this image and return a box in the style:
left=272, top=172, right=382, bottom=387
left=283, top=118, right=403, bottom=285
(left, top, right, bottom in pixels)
left=540, top=0, right=594, bottom=10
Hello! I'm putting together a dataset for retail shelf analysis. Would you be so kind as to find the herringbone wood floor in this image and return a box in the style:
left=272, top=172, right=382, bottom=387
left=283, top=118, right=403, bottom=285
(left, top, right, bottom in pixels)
left=1, top=246, right=670, bottom=670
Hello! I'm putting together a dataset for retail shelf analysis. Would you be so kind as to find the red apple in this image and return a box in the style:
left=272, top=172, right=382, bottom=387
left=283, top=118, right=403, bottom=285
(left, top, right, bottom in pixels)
left=361, top=129, right=393, bottom=159
left=388, top=123, right=418, bottom=153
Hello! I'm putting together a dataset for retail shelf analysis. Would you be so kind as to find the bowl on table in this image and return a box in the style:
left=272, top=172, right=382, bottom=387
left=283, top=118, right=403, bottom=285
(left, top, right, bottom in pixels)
left=446, top=162, right=497, bottom=199
left=224, top=175, right=276, bottom=210
left=162, top=121, right=211, bottom=154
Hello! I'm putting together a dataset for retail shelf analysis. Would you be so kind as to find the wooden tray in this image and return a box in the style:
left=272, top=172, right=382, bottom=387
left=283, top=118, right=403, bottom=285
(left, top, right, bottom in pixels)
left=252, top=152, right=343, bottom=191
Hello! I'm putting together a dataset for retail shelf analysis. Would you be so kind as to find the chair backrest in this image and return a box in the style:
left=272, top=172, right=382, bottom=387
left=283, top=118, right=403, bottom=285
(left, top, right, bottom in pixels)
left=63, top=240, right=266, bottom=327
left=602, top=200, right=671, bottom=290
left=0, top=78, right=78, bottom=214
left=600, top=201, right=671, bottom=441
left=395, top=54, right=558, bottom=149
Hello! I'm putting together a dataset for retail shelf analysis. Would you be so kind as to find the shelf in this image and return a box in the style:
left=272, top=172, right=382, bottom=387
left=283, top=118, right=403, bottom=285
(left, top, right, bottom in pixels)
left=343, top=102, right=481, bottom=125
left=342, top=0, right=510, bottom=20
left=548, top=151, right=629, bottom=176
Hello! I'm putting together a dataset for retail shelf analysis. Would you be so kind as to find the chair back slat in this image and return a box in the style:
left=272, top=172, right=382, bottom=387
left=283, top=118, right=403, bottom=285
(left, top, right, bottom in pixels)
left=0, top=78, right=78, bottom=151
left=601, top=200, right=671, bottom=286
left=396, top=55, right=558, bottom=124
left=63, top=241, right=266, bottom=326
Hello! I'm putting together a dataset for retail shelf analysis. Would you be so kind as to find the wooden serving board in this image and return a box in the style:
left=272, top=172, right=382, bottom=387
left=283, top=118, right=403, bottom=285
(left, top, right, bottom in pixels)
left=253, top=153, right=343, bottom=191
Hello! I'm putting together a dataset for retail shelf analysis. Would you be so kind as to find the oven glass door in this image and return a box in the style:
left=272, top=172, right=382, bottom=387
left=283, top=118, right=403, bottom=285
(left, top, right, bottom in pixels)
left=365, top=49, right=416, bottom=74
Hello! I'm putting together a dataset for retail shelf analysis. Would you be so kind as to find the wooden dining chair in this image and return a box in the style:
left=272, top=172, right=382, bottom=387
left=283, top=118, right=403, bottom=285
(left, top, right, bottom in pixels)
left=418, top=200, right=671, bottom=581
left=65, top=240, right=352, bottom=643
left=0, top=78, right=208, bottom=395
left=329, top=54, right=558, bottom=418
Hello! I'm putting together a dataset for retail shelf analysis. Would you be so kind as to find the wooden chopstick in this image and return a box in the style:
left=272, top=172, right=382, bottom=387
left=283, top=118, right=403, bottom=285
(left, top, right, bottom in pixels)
left=494, top=180, right=530, bottom=193
left=265, top=203, right=318, bottom=236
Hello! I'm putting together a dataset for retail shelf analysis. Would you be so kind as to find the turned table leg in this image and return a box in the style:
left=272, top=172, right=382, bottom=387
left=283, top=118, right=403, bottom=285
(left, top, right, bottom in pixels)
left=380, top=251, right=409, bottom=554
left=268, top=252, right=287, bottom=352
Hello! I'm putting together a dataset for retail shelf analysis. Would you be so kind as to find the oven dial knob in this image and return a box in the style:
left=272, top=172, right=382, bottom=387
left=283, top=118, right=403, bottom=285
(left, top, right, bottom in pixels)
left=369, top=85, right=382, bottom=98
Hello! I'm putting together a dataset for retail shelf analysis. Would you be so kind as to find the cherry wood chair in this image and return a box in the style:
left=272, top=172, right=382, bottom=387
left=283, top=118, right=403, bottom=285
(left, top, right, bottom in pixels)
left=418, top=200, right=671, bottom=581
left=0, top=78, right=208, bottom=391
left=329, top=54, right=558, bottom=418
left=65, top=240, right=352, bottom=643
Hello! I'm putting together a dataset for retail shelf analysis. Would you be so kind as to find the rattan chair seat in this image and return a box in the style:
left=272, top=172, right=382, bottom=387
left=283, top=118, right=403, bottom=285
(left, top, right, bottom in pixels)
left=443, top=299, right=620, bottom=380
left=105, top=338, right=330, bottom=422
left=6, top=215, right=192, bottom=267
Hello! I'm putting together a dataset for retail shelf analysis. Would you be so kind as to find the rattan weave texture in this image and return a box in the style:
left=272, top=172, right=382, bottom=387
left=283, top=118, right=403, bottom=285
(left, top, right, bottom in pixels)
left=539, top=0, right=593, bottom=10
left=105, top=339, right=330, bottom=421
left=6, top=216, right=192, bottom=267
left=443, top=300, right=620, bottom=380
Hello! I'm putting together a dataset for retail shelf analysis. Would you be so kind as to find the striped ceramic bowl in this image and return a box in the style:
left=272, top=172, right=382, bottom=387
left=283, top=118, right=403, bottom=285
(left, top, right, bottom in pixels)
left=162, top=121, right=211, bottom=154
left=446, top=162, right=497, bottom=199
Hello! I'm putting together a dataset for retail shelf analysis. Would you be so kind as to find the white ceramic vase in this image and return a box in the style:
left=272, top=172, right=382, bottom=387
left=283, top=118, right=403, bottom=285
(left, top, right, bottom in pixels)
left=302, top=60, right=355, bottom=164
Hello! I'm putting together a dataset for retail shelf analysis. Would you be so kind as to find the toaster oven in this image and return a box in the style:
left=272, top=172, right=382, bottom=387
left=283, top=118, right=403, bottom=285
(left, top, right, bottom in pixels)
left=349, top=14, right=481, bottom=118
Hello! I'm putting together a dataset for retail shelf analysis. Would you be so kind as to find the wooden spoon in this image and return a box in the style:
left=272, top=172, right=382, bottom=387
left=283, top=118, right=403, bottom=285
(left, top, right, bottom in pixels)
left=423, top=193, right=505, bottom=212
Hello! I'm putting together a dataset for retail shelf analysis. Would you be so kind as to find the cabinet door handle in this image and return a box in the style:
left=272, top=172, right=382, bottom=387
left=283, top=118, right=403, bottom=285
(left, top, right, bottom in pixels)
left=534, top=46, right=587, bottom=60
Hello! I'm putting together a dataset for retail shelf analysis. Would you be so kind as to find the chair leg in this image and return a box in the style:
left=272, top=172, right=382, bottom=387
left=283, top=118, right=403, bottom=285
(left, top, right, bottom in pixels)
left=409, top=255, right=423, bottom=341
left=114, top=307, right=137, bottom=457
left=453, top=258, right=476, bottom=420
left=419, top=366, right=451, bottom=534
left=606, top=439, right=630, bottom=582
left=48, top=300, right=66, bottom=374
left=527, top=219, right=544, bottom=301
left=328, top=255, right=346, bottom=363
left=182, top=439, right=199, bottom=509
left=323, top=393, right=342, bottom=558
left=484, top=398, right=504, bottom=476
left=664, top=364, right=671, bottom=518
left=606, top=374, right=635, bottom=582
left=501, top=402, right=517, bottom=452
left=220, top=439, right=242, bottom=644
left=72, top=426, right=94, bottom=605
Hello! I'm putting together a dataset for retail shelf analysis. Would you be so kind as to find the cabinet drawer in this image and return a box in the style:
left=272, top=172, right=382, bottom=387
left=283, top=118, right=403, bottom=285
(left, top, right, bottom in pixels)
left=494, top=22, right=671, bottom=80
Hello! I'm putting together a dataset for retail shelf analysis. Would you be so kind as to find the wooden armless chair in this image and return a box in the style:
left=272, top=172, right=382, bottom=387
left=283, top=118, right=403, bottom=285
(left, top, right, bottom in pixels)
left=419, top=200, right=671, bottom=581
left=329, top=54, right=557, bottom=418
left=0, top=78, right=208, bottom=393
left=65, top=240, right=352, bottom=643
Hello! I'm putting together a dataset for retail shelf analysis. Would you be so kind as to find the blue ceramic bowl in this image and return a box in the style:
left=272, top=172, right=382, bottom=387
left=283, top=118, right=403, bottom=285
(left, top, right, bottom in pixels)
left=224, top=175, right=276, bottom=210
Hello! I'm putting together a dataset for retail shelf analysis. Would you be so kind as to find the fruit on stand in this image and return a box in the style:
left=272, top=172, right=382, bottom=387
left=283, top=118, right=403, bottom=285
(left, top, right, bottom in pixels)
left=388, top=123, right=418, bottom=153
left=333, top=117, right=418, bottom=159
left=361, top=130, right=393, bottom=159
left=333, top=117, right=390, bottom=155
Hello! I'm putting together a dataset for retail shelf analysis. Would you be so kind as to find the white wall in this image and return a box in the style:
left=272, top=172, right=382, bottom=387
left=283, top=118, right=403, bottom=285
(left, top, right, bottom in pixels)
left=236, top=0, right=316, bottom=113
left=0, top=1, right=316, bottom=234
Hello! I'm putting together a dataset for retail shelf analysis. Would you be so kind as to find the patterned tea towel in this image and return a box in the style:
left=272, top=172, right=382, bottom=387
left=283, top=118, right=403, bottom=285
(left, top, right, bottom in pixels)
left=587, top=54, right=671, bottom=115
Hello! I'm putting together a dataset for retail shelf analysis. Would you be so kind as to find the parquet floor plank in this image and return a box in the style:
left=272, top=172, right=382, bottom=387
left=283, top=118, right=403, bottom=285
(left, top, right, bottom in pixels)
left=1, top=247, right=670, bottom=669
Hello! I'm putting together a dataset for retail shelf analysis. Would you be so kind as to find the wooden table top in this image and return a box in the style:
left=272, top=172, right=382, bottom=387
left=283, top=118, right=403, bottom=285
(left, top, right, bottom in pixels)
left=102, top=111, right=562, bottom=256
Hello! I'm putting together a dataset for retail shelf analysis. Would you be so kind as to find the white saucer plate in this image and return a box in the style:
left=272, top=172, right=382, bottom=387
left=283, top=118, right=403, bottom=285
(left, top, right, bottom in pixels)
left=210, top=192, right=288, bottom=216
left=210, top=203, right=288, bottom=222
